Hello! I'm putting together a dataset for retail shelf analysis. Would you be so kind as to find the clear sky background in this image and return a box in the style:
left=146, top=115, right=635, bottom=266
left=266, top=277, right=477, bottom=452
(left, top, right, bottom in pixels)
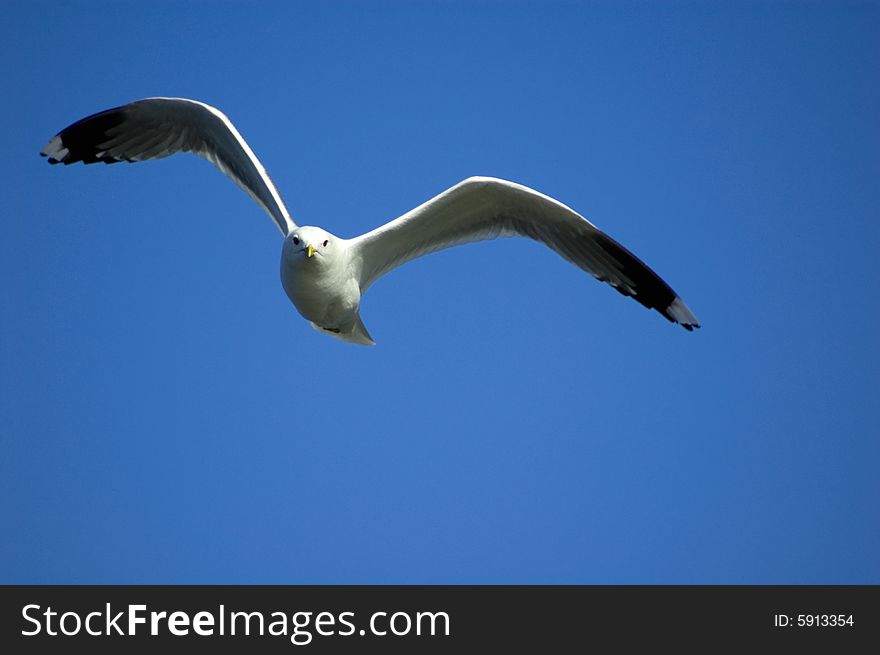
left=1, top=1, right=877, bottom=583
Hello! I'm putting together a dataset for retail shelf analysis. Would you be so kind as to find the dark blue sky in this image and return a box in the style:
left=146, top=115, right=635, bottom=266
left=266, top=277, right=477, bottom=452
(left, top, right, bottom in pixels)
left=2, top=2, right=878, bottom=583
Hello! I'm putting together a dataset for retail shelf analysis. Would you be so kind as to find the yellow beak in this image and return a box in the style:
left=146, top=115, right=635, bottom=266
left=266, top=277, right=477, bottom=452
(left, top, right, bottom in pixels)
left=307, top=244, right=317, bottom=258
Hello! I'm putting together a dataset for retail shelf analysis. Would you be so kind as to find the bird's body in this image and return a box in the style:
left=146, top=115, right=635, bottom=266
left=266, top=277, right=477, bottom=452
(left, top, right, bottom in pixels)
left=41, top=97, right=700, bottom=345
left=279, top=226, right=373, bottom=344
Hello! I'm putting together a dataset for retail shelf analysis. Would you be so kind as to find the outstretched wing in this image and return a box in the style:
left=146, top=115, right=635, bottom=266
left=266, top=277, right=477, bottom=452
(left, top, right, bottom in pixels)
left=351, top=176, right=699, bottom=330
left=41, top=97, right=296, bottom=236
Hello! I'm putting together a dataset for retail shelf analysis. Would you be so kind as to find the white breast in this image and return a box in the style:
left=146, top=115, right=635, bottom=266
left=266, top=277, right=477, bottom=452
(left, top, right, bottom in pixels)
left=280, top=247, right=362, bottom=328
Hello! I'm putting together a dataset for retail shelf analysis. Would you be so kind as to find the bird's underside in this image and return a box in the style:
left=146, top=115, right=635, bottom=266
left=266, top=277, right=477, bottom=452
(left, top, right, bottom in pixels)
left=41, top=97, right=700, bottom=345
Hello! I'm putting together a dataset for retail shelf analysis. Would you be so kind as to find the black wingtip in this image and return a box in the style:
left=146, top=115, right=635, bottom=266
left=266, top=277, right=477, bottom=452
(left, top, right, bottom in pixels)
left=40, top=105, right=129, bottom=166
left=591, top=231, right=701, bottom=332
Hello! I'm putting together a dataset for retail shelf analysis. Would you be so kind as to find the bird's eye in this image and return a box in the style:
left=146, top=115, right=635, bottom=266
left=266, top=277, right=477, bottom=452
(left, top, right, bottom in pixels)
left=293, top=236, right=299, bottom=245
left=323, top=240, right=329, bottom=247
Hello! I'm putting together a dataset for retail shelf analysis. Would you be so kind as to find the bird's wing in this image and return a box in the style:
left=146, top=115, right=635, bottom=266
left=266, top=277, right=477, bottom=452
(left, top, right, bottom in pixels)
left=41, top=97, right=296, bottom=236
left=351, top=176, right=699, bottom=330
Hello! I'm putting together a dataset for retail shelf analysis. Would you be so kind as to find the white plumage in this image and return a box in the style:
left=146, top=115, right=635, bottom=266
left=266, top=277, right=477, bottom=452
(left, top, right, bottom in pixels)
left=42, top=97, right=700, bottom=345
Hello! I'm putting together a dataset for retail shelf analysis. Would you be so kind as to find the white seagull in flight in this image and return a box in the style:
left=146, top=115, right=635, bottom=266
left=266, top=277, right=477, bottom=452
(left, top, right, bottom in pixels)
left=41, top=97, right=700, bottom=345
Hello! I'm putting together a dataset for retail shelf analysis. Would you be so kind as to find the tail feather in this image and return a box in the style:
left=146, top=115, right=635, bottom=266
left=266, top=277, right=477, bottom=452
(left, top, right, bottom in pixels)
left=310, top=314, right=376, bottom=346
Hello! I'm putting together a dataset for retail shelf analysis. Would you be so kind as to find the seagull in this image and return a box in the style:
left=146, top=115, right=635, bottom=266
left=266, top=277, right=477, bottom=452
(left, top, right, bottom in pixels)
left=41, top=97, right=700, bottom=345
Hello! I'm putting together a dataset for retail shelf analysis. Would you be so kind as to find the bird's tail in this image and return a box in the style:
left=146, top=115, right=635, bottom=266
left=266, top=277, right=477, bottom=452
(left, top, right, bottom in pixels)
left=310, top=314, right=376, bottom=346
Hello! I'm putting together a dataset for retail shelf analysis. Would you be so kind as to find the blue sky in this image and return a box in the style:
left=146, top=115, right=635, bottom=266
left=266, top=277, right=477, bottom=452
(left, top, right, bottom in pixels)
left=1, top=1, right=878, bottom=583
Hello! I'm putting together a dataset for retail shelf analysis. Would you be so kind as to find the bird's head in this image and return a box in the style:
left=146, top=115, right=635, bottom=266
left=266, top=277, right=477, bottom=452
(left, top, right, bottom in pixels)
left=285, top=226, right=338, bottom=262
